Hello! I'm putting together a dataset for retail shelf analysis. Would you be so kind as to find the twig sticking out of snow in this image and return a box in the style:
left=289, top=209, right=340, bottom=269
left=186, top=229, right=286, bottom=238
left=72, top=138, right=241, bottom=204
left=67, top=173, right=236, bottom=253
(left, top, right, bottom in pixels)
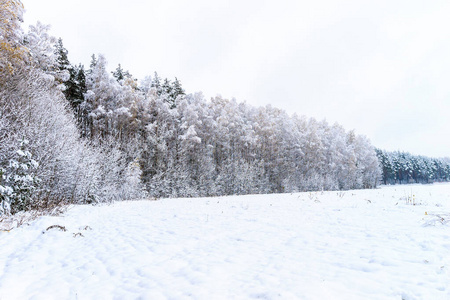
left=45, top=225, right=67, bottom=232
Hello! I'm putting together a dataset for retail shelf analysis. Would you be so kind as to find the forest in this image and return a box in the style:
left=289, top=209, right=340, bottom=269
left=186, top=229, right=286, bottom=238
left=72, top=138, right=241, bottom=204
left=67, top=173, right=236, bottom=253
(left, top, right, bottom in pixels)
left=376, top=149, right=450, bottom=185
left=0, top=1, right=448, bottom=216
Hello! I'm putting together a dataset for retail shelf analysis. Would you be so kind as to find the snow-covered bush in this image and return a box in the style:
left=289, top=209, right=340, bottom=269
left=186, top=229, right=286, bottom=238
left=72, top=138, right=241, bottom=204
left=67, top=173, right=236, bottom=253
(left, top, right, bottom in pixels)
left=0, top=139, right=39, bottom=215
left=0, top=65, right=114, bottom=214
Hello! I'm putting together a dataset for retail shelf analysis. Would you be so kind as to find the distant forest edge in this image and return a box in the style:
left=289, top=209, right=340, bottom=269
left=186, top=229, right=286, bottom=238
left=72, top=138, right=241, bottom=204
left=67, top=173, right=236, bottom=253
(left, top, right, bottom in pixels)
left=376, top=149, right=450, bottom=185
left=0, top=1, right=449, bottom=216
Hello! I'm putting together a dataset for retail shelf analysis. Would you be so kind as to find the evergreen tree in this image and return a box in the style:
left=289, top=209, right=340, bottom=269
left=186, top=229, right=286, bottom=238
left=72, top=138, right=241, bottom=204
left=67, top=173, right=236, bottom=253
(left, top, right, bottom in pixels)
left=376, top=149, right=450, bottom=185
left=55, top=38, right=70, bottom=72
left=112, top=64, right=131, bottom=81
left=170, top=77, right=185, bottom=108
left=52, top=38, right=86, bottom=111
left=65, top=64, right=87, bottom=110
left=0, top=139, right=39, bottom=215
left=151, top=72, right=162, bottom=96
left=162, top=78, right=172, bottom=95
left=161, top=78, right=174, bottom=108
left=88, top=54, right=97, bottom=73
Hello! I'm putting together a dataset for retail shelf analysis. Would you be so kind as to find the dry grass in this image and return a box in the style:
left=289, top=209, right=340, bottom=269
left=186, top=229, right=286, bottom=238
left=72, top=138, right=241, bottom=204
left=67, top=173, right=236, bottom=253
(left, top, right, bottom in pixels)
left=0, top=204, right=71, bottom=232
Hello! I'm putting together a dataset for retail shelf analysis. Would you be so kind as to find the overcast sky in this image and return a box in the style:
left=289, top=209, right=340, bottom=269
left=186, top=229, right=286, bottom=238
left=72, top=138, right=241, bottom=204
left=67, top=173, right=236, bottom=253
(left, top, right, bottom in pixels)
left=21, top=0, right=450, bottom=157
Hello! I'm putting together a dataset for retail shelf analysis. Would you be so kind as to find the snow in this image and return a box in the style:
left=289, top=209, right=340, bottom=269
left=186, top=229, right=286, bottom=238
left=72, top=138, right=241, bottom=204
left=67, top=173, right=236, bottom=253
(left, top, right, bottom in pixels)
left=16, top=150, right=26, bottom=157
left=1, top=184, right=450, bottom=299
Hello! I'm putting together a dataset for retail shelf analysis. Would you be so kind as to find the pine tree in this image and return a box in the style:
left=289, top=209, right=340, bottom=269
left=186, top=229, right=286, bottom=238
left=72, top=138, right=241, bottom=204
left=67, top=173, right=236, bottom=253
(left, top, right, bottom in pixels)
left=151, top=72, right=162, bottom=96
left=88, top=54, right=97, bottom=73
left=112, top=64, right=131, bottom=81
left=161, top=78, right=175, bottom=108
left=169, top=77, right=185, bottom=108
left=55, top=38, right=70, bottom=71
left=0, top=139, right=39, bottom=215
left=65, top=64, right=87, bottom=111
left=53, top=38, right=82, bottom=109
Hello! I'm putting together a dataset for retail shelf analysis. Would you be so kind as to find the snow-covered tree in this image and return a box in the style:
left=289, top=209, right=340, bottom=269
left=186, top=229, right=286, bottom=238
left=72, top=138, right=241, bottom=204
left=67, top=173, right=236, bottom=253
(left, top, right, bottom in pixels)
left=0, top=139, right=39, bottom=215
left=24, top=22, right=69, bottom=85
left=0, top=0, right=26, bottom=76
left=376, top=149, right=450, bottom=185
left=2, top=0, right=385, bottom=217
left=112, top=64, right=131, bottom=82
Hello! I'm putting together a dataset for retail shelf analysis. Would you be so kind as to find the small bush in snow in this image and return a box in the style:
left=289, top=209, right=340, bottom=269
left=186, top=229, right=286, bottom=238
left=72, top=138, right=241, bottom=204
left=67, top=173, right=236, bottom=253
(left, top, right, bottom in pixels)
left=0, top=140, right=39, bottom=216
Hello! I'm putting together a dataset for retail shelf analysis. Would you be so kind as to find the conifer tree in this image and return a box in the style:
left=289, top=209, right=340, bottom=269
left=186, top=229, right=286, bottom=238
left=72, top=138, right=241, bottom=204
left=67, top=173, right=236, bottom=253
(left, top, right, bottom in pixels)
left=53, top=38, right=82, bottom=109
left=55, top=38, right=70, bottom=71
left=112, top=64, right=131, bottom=81
left=88, top=54, right=97, bottom=72
left=170, top=77, right=185, bottom=108
left=65, top=64, right=87, bottom=112
left=151, top=72, right=162, bottom=95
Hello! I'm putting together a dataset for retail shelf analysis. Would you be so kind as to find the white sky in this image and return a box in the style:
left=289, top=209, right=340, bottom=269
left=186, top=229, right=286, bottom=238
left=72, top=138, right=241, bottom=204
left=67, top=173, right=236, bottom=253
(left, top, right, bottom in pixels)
left=21, top=0, right=450, bottom=158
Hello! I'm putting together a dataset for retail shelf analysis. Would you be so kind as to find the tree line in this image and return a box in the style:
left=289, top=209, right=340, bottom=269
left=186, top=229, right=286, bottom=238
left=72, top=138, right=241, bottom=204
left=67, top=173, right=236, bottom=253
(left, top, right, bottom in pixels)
left=65, top=49, right=382, bottom=198
left=376, top=149, right=450, bottom=185
left=1, top=0, right=382, bottom=215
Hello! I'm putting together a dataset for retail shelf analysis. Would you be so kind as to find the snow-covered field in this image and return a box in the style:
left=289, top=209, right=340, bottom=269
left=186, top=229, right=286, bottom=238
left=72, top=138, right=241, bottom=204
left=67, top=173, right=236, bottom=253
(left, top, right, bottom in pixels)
left=1, top=184, right=449, bottom=300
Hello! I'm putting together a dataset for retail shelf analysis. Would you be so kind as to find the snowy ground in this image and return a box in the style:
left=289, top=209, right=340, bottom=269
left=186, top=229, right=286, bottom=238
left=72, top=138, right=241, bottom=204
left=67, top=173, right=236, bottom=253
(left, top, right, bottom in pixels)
left=0, top=184, right=449, bottom=300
